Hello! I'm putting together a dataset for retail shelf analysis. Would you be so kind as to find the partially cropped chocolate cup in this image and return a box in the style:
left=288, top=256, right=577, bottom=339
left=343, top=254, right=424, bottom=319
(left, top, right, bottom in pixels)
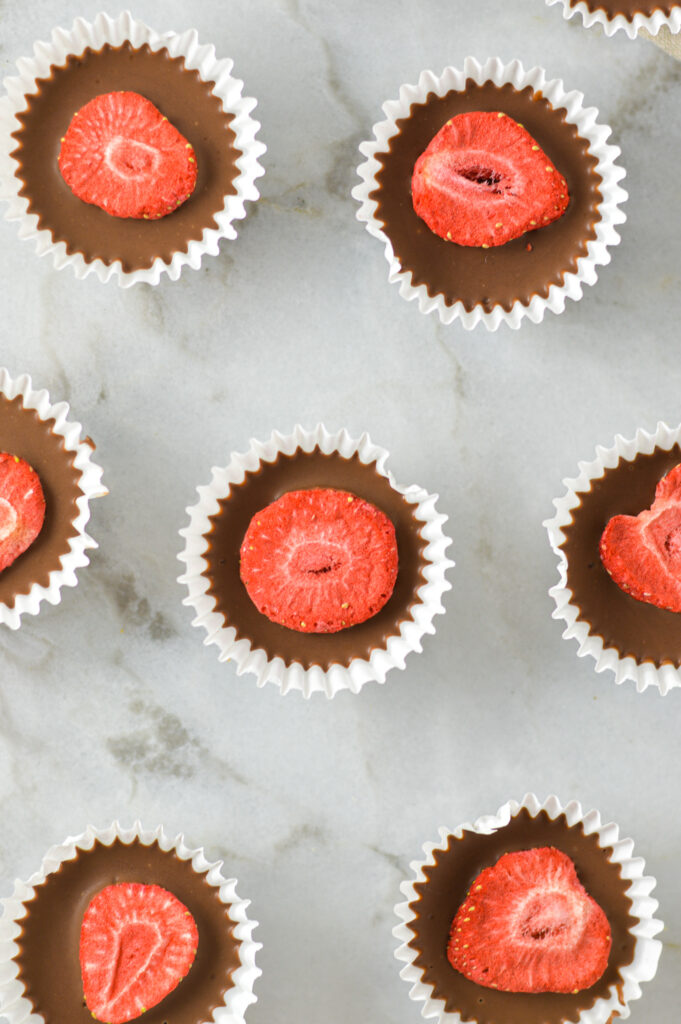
left=178, top=425, right=453, bottom=698
left=0, top=368, right=105, bottom=629
left=546, top=422, right=681, bottom=695
left=0, top=823, right=260, bottom=1024
left=0, top=12, right=265, bottom=286
left=546, top=0, right=681, bottom=38
left=353, top=57, right=626, bottom=331
left=394, top=795, right=662, bottom=1024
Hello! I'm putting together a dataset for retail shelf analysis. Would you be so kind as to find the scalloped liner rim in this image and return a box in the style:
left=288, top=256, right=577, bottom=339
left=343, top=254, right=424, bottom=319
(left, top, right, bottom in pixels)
left=352, top=56, right=627, bottom=332
left=177, top=424, right=454, bottom=699
left=393, top=793, right=663, bottom=1024
left=544, top=420, right=681, bottom=696
left=0, top=10, right=266, bottom=287
left=0, top=367, right=105, bottom=630
left=546, top=0, right=681, bottom=39
left=0, top=821, right=261, bottom=1024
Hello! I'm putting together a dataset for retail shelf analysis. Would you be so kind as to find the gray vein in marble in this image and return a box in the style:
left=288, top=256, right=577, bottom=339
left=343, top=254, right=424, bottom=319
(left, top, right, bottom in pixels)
left=610, top=54, right=681, bottom=135
left=274, top=822, right=327, bottom=855
left=106, top=696, right=249, bottom=786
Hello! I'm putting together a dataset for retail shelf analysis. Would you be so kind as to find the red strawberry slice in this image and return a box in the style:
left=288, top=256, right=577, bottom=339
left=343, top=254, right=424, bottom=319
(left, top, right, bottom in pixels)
left=600, top=462, right=681, bottom=612
left=80, top=883, right=198, bottom=1023
left=0, top=452, right=45, bottom=573
left=58, top=92, right=198, bottom=219
left=239, top=487, right=399, bottom=633
left=447, top=847, right=611, bottom=993
left=411, top=111, right=570, bottom=247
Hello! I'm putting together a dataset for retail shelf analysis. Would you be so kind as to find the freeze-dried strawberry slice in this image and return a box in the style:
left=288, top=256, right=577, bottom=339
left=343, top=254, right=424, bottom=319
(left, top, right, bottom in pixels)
left=447, top=847, right=611, bottom=993
left=239, top=487, right=399, bottom=633
left=58, top=91, right=197, bottom=219
left=80, top=883, right=198, bottom=1023
left=0, top=452, right=45, bottom=573
left=600, top=462, right=681, bottom=612
left=412, top=110, right=569, bottom=247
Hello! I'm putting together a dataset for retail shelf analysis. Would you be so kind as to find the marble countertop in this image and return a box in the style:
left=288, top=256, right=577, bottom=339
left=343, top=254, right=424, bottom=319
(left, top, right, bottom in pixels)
left=0, top=0, right=679, bottom=1021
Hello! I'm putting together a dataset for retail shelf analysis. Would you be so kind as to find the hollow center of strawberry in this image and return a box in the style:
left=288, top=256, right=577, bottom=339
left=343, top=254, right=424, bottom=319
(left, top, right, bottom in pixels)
left=664, top=524, right=681, bottom=558
left=649, top=508, right=681, bottom=571
left=458, top=165, right=505, bottom=192
left=291, top=541, right=343, bottom=577
left=422, top=148, right=516, bottom=204
left=518, top=892, right=575, bottom=944
left=109, top=921, right=163, bottom=1001
left=105, top=136, right=161, bottom=181
left=0, top=497, right=17, bottom=542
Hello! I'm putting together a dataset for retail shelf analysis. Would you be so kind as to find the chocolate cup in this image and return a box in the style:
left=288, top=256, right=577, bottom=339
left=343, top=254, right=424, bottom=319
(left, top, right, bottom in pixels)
left=204, top=449, right=427, bottom=670
left=11, top=42, right=240, bottom=273
left=371, top=81, right=602, bottom=314
left=570, top=0, right=679, bottom=17
left=407, top=809, right=635, bottom=1024
left=14, top=838, right=240, bottom=1024
left=561, top=446, right=681, bottom=668
left=0, top=393, right=83, bottom=609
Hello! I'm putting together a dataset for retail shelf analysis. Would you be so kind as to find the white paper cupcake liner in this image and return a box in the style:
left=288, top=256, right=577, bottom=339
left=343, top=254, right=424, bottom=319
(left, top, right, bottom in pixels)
left=394, top=793, right=662, bottom=1024
left=0, top=821, right=261, bottom=1024
left=0, top=10, right=266, bottom=287
left=177, top=424, right=453, bottom=699
left=0, top=367, right=106, bottom=630
left=546, top=0, right=681, bottom=39
left=353, top=57, right=627, bottom=331
left=545, top=421, right=681, bottom=695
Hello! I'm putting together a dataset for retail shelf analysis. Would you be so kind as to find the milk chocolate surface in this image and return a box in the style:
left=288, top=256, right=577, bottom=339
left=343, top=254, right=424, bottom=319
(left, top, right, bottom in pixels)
left=561, top=446, right=681, bottom=666
left=571, top=0, right=679, bottom=17
left=205, top=449, right=427, bottom=669
left=408, top=810, right=635, bottom=1024
left=12, top=43, right=240, bottom=272
left=371, top=81, right=602, bottom=313
left=0, top=393, right=82, bottom=607
left=15, top=839, right=240, bottom=1024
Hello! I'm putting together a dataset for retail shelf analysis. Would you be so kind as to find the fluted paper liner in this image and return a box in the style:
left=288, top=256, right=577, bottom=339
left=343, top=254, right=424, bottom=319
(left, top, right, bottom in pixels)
left=0, top=10, right=266, bottom=286
left=546, top=0, right=681, bottom=39
left=0, top=367, right=105, bottom=630
left=177, top=424, right=453, bottom=699
left=353, top=57, right=627, bottom=331
left=0, top=821, right=260, bottom=1024
left=394, top=793, right=662, bottom=1024
left=545, top=421, right=681, bottom=695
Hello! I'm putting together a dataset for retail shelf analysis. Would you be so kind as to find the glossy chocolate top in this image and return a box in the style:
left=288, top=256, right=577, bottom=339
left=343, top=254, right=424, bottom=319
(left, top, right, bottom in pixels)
left=371, top=81, right=602, bottom=313
left=0, top=393, right=83, bottom=608
left=204, top=448, right=427, bottom=669
left=12, top=43, right=240, bottom=273
left=15, top=839, right=240, bottom=1024
left=408, top=809, right=635, bottom=1024
left=561, top=445, right=681, bottom=666
left=570, top=0, right=679, bottom=17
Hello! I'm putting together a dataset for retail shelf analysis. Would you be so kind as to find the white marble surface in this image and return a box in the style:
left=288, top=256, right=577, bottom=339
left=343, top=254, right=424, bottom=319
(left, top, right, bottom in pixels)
left=0, top=0, right=679, bottom=1021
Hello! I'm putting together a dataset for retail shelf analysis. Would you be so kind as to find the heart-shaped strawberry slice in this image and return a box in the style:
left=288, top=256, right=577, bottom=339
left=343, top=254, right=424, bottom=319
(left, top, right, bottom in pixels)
left=447, top=847, right=611, bottom=993
left=600, top=463, right=681, bottom=612
left=80, top=883, right=198, bottom=1023
left=411, top=110, right=569, bottom=247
